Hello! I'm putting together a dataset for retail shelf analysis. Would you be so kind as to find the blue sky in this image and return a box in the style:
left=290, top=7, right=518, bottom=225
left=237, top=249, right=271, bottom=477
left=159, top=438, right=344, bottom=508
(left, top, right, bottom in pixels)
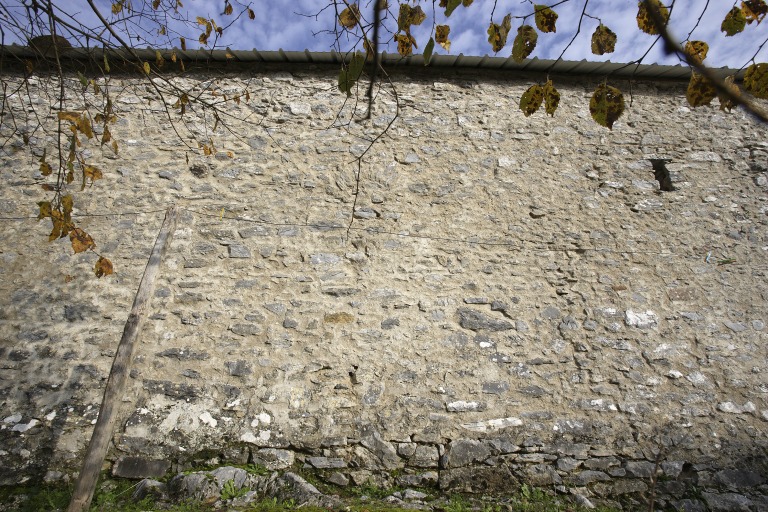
left=5, top=0, right=768, bottom=69
left=211, top=0, right=768, bottom=69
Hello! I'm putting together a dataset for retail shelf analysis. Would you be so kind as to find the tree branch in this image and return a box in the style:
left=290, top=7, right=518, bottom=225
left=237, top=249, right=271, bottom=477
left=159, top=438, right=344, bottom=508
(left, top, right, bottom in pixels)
left=643, top=0, right=768, bottom=124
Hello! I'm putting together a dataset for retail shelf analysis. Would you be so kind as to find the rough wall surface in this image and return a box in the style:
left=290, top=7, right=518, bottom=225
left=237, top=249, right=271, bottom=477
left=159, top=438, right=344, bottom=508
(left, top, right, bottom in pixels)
left=1, top=66, right=767, bottom=509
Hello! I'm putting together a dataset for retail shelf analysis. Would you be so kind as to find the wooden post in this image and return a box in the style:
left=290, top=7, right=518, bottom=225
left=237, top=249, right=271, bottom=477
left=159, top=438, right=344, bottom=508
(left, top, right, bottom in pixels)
left=68, top=206, right=178, bottom=512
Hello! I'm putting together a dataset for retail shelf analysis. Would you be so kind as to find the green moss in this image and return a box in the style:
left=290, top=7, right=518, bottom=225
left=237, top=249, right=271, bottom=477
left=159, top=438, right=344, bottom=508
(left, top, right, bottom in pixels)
left=0, top=483, right=72, bottom=512
left=0, top=467, right=622, bottom=512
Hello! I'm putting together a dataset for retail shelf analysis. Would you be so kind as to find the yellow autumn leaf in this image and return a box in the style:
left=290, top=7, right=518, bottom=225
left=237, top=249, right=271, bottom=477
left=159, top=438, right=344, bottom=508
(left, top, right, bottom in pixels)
left=721, top=6, right=747, bottom=35
left=95, top=256, right=114, bottom=278
left=70, top=228, right=95, bottom=254
left=512, top=25, right=537, bottom=63
left=742, top=0, right=768, bottom=24
left=683, top=40, right=709, bottom=65
left=686, top=72, right=716, bottom=107
left=102, top=125, right=112, bottom=145
left=398, top=4, right=426, bottom=31
left=339, top=4, right=360, bottom=29
left=519, top=84, right=544, bottom=116
left=77, top=116, right=94, bottom=139
left=543, top=80, right=560, bottom=116
left=37, top=201, right=52, bottom=220
left=436, top=25, right=451, bottom=51
left=591, top=24, right=616, bottom=55
left=637, top=0, right=669, bottom=35
left=534, top=4, right=558, bottom=33
left=487, top=14, right=512, bottom=53
left=57, top=111, right=81, bottom=123
left=61, top=195, right=74, bottom=225
left=589, top=83, right=625, bottom=129
left=744, top=62, right=768, bottom=98
left=395, top=33, right=416, bottom=57
left=39, top=161, right=53, bottom=176
left=718, top=75, right=740, bottom=112
left=82, top=165, right=103, bottom=190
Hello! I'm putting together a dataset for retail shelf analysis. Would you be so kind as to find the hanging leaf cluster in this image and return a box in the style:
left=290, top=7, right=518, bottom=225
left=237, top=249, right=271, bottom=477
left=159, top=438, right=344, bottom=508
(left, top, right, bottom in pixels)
left=37, top=195, right=73, bottom=241
left=36, top=193, right=111, bottom=276
left=395, top=4, right=427, bottom=56
left=481, top=4, right=560, bottom=60
left=683, top=62, right=768, bottom=112
left=196, top=16, right=222, bottom=45
left=519, top=80, right=560, bottom=117
left=34, top=105, right=115, bottom=277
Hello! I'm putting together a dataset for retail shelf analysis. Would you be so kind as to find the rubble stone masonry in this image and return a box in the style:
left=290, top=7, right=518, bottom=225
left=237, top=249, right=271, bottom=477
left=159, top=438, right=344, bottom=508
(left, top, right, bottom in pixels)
left=1, top=64, right=767, bottom=509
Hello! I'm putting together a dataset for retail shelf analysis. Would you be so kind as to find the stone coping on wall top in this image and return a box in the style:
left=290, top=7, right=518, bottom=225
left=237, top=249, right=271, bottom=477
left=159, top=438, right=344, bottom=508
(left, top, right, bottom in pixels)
left=2, top=44, right=745, bottom=82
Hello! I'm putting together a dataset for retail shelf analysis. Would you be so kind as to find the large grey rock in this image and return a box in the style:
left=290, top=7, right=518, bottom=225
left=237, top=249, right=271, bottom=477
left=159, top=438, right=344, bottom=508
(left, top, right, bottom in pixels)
left=132, top=479, right=167, bottom=501
left=443, top=439, right=491, bottom=468
left=359, top=425, right=401, bottom=469
left=266, top=472, right=341, bottom=508
left=701, top=492, right=753, bottom=511
left=713, top=469, right=765, bottom=488
left=569, top=470, right=611, bottom=486
left=457, top=308, right=514, bottom=331
left=523, top=464, right=563, bottom=486
left=439, top=465, right=517, bottom=493
left=306, top=456, right=346, bottom=469
left=112, top=456, right=170, bottom=479
left=253, top=448, right=295, bottom=470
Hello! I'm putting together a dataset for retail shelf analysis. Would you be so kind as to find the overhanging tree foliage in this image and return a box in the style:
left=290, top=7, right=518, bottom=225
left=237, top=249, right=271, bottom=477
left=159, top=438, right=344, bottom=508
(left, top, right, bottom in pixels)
left=0, top=0, right=767, bottom=279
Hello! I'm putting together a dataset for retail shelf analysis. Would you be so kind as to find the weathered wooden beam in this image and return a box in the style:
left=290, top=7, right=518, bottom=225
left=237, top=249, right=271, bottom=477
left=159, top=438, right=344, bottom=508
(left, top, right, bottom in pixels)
left=68, top=206, right=178, bottom=512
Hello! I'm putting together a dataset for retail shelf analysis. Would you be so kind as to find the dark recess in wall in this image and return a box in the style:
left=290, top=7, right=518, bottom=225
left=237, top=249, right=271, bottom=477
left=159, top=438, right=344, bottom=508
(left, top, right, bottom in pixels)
left=650, top=158, right=675, bottom=192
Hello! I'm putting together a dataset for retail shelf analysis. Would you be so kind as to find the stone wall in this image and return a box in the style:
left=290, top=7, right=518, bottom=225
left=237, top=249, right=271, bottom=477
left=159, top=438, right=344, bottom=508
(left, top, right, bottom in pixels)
left=1, top=64, right=767, bottom=509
